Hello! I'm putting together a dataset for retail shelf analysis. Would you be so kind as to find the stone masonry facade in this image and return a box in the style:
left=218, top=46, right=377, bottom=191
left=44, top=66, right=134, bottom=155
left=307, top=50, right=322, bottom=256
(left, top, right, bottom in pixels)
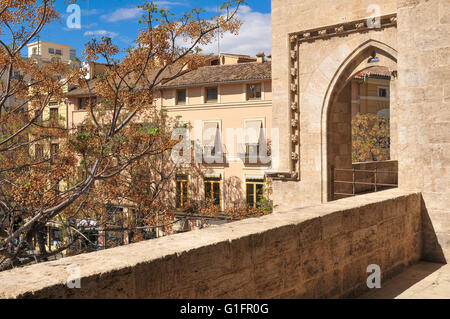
left=270, top=0, right=450, bottom=262
left=0, top=190, right=422, bottom=298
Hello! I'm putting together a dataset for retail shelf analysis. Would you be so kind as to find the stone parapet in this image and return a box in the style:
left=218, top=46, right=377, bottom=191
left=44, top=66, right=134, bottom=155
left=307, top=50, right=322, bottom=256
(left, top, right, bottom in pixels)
left=0, top=189, right=423, bottom=299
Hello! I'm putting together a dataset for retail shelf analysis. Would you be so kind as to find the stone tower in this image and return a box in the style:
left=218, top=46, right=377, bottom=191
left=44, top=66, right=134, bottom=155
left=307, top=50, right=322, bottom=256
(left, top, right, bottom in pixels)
left=270, top=0, right=450, bottom=262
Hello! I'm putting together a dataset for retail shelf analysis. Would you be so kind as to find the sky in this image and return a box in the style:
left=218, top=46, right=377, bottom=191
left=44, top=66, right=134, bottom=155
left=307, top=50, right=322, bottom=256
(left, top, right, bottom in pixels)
left=35, top=0, right=271, bottom=60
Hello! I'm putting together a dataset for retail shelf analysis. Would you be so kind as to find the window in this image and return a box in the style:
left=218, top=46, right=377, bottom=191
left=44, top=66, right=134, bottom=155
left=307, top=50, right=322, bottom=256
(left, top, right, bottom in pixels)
left=49, top=101, right=58, bottom=106
left=202, top=121, right=222, bottom=160
left=378, top=87, right=389, bottom=98
left=247, top=83, right=262, bottom=100
left=79, top=97, right=97, bottom=110
left=13, top=71, right=22, bottom=79
left=50, top=143, right=59, bottom=158
left=32, top=48, right=37, bottom=55
left=55, top=49, right=62, bottom=56
left=34, top=110, right=44, bottom=124
left=49, top=108, right=58, bottom=121
left=175, top=175, right=188, bottom=209
left=246, top=179, right=264, bottom=208
left=176, top=89, right=187, bottom=105
left=204, top=177, right=221, bottom=208
left=106, top=205, right=124, bottom=224
left=244, top=119, right=265, bottom=159
left=35, top=144, right=43, bottom=159
left=246, top=144, right=260, bottom=157
left=49, top=228, right=62, bottom=247
left=104, top=205, right=124, bottom=248
left=48, top=48, right=55, bottom=54
left=205, top=87, right=218, bottom=103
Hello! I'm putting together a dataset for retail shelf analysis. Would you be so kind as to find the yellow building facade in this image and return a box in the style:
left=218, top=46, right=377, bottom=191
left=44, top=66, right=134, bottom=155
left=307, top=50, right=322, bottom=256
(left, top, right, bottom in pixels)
left=351, top=68, right=391, bottom=118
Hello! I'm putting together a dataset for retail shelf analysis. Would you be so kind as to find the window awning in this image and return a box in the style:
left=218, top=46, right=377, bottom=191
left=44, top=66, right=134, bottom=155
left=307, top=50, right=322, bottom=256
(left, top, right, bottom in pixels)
left=245, top=119, right=264, bottom=144
left=202, top=122, right=221, bottom=146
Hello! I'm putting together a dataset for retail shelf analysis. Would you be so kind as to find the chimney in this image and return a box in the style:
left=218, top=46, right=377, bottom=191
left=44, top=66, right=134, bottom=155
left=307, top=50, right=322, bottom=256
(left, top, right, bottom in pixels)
left=256, top=52, right=265, bottom=63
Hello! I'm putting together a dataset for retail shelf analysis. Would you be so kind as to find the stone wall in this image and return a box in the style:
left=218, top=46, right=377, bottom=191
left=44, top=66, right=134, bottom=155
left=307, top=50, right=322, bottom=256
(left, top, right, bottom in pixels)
left=0, top=190, right=423, bottom=299
left=396, top=0, right=450, bottom=262
left=271, top=0, right=398, bottom=174
left=270, top=0, right=448, bottom=263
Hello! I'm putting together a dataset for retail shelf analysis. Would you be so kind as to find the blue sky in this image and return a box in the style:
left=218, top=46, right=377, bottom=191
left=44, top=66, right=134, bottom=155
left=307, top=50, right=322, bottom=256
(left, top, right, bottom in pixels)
left=35, top=0, right=271, bottom=60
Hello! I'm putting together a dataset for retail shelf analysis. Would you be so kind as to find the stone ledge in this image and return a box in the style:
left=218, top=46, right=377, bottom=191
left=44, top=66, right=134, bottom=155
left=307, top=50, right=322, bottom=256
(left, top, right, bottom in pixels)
left=0, top=189, right=422, bottom=299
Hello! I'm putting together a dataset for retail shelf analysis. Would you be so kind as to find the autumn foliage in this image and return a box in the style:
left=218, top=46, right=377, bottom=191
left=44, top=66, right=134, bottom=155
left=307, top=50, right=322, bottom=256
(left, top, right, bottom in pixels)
left=352, top=112, right=390, bottom=163
left=0, top=0, right=246, bottom=271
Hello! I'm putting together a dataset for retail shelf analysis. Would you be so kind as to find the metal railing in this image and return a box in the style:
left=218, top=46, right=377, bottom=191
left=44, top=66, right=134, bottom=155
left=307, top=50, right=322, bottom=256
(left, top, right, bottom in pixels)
left=330, top=165, right=398, bottom=200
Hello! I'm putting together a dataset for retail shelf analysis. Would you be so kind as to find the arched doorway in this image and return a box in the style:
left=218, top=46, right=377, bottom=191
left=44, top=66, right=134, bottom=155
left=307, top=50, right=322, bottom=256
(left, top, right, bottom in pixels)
left=322, top=43, right=398, bottom=201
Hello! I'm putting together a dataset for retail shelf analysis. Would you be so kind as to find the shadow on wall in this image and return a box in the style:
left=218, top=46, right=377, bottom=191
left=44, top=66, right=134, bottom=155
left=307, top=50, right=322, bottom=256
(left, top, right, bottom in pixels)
left=421, top=196, right=447, bottom=264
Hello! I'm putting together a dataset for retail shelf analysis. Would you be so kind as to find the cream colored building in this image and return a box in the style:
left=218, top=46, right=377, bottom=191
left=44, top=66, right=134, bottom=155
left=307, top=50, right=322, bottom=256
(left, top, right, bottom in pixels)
left=0, top=40, right=80, bottom=257
left=27, top=40, right=77, bottom=64
left=27, top=41, right=79, bottom=159
left=66, top=54, right=273, bottom=211
left=158, top=53, right=273, bottom=211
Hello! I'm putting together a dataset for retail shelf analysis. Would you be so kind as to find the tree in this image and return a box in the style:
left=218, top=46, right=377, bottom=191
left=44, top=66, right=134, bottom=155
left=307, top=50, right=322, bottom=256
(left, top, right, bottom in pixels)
left=352, top=112, right=390, bottom=163
left=0, top=0, right=244, bottom=271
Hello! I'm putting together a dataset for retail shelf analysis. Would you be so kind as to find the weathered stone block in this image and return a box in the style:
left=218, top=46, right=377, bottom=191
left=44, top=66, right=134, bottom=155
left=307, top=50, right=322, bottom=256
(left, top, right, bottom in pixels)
left=358, top=203, right=383, bottom=228
left=298, top=217, right=322, bottom=246
left=352, top=225, right=379, bottom=256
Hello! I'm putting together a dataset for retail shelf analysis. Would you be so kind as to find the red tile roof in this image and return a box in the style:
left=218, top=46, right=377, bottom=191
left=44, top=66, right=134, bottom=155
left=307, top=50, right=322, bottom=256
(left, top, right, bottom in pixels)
left=354, top=67, right=392, bottom=79
left=66, top=61, right=272, bottom=97
left=158, top=62, right=272, bottom=89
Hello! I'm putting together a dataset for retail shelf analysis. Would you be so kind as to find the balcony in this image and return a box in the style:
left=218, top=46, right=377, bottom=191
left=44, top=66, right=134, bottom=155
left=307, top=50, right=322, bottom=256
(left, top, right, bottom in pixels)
left=201, top=145, right=227, bottom=166
left=238, top=143, right=271, bottom=166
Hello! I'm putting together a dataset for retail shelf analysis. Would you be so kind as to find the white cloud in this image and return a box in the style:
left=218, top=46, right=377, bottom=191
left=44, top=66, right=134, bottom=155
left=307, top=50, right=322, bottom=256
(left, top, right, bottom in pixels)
left=101, top=8, right=142, bottom=23
left=82, top=9, right=104, bottom=16
left=199, top=6, right=271, bottom=57
left=64, top=22, right=98, bottom=32
left=101, top=2, right=186, bottom=23
left=156, top=1, right=186, bottom=8
left=83, top=30, right=119, bottom=38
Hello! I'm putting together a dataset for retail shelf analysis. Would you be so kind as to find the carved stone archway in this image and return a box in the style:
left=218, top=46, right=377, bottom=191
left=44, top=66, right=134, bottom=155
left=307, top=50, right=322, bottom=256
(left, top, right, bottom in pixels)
left=271, top=15, right=399, bottom=211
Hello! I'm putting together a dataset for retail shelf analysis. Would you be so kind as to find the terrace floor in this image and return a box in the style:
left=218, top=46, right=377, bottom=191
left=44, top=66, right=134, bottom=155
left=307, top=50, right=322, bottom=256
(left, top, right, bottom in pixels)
left=360, top=262, right=450, bottom=299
